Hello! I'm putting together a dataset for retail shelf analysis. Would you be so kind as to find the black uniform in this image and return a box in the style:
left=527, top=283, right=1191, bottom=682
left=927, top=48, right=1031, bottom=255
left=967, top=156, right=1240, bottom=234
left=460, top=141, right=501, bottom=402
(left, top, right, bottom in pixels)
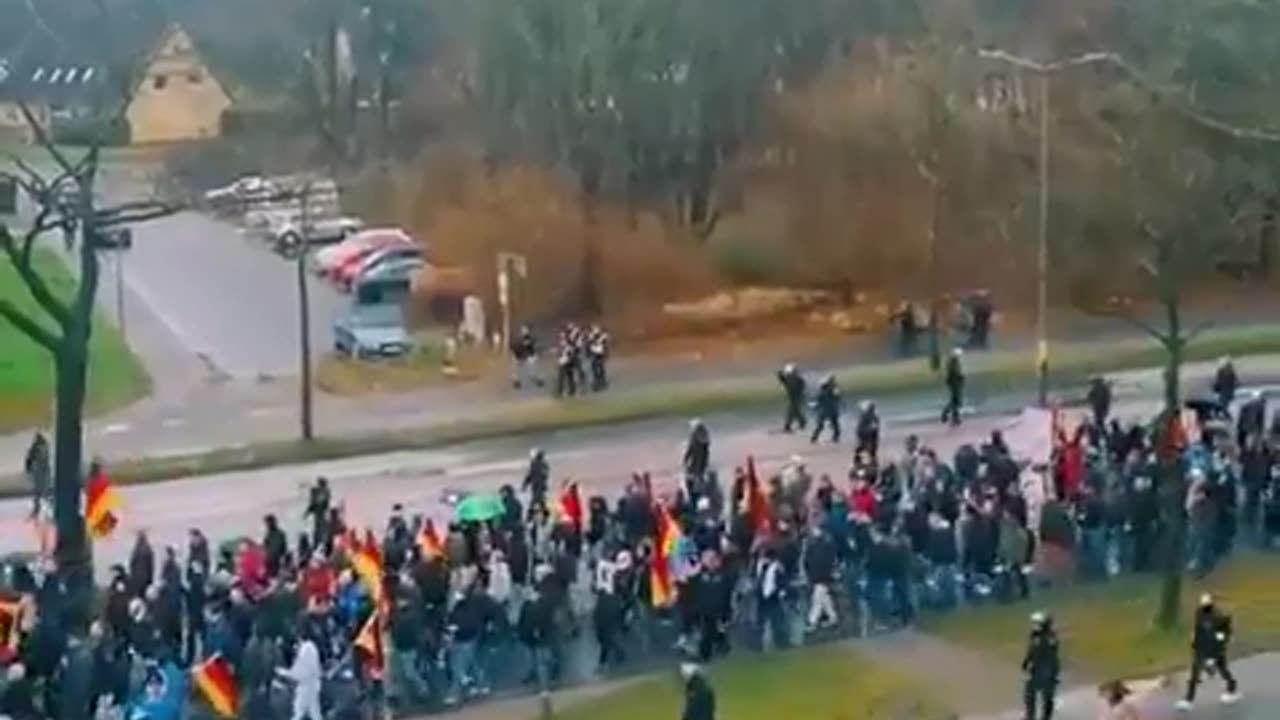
left=1022, top=621, right=1060, bottom=720
left=524, top=451, right=550, bottom=512
left=587, top=326, right=610, bottom=392
left=685, top=424, right=711, bottom=481
left=856, top=404, right=881, bottom=461
left=1087, top=377, right=1112, bottom=429
left=777, top=368, right=808, bottom=433
left=1184, top=602, right=1238, bottom=703
left=811, top=378, right=842, bottom=444
left=1213, top=361, right=1239, bottom=411
left=682, top=670, right=717, bottom=720
left=942, top=353, right=965, bottom=426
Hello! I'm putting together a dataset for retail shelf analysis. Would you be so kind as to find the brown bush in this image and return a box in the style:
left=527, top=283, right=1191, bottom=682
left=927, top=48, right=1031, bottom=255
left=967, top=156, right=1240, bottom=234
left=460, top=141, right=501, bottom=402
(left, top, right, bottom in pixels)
left=400, top=159, right=715, bottom=335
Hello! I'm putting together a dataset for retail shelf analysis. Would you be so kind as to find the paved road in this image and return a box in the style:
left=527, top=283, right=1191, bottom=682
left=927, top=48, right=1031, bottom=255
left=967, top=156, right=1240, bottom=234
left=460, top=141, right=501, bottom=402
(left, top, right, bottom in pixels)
left=0, top=387, right=1180, bottom=576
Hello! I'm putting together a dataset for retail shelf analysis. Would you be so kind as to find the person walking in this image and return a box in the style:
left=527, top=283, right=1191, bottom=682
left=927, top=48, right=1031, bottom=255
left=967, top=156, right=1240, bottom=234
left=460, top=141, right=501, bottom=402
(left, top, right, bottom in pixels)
left=22, top=432, right=49, bottom=518
left=278, top=635, right=323, bottom=720
left=1213, top=356, right=1239, bottom=413
left=777, top=364, right=808, bottom=433
left=680, top=659, right=717, bottom=720
left=1088, top=376, right=1112, bottom=429
left=810, top=375, right=842, bottom=444
left=1022, top=612, right=1060, bottom=720
left=942, top=348, right=965, bottom=427
left=684, top=420, right=712, bottom=482
left=587, top=324, right=610, bottom=392
left=511, top=325, right=544, bottom=390
left=1177, top=594, right=1240, bottom=710
left=855, top=400, right=880, bottom=462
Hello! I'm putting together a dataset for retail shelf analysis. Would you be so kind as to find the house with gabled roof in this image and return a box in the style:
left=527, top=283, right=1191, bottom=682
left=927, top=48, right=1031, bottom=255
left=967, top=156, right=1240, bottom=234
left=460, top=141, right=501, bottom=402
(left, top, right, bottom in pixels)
left=0, top=24, right=232, bottom=145
left=126, top=24, right=232, bottom=144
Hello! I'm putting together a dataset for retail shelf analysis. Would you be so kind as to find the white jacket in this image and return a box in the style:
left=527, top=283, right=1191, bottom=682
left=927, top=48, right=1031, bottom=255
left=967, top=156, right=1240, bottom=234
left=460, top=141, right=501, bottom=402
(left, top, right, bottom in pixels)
left=488, top=559, right=513, bottom=603
left=280, top=639, right=322, bottom=694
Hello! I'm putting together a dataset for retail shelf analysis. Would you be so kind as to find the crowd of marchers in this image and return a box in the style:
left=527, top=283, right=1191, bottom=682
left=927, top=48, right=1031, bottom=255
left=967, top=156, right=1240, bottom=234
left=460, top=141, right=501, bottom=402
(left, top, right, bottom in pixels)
left=0, top=358, right=1277, bottom=720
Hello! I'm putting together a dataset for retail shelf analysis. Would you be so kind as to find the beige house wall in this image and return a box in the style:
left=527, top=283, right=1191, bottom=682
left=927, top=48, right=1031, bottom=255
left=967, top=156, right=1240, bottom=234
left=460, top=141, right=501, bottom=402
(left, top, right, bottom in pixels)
left=126, top=27, right=232, bottom=144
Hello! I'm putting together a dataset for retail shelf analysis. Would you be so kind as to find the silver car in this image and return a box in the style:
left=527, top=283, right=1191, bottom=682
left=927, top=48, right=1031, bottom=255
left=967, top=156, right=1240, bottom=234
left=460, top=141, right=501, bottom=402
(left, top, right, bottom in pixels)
left=332, top=304, right=412, bottom=359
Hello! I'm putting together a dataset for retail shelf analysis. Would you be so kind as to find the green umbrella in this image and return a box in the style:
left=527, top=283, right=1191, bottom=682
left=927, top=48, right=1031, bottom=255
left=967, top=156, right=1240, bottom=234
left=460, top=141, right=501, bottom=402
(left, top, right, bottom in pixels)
left=455, top=493, right=504, bottom=523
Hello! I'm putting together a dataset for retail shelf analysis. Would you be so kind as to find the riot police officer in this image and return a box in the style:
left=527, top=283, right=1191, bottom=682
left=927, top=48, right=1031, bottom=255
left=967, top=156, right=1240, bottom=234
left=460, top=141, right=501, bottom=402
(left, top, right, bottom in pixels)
left=810, top=375, right=842, bottom=444
left=1087, top=376, right=1112, bottom=429
left=855, top=400, right=880, bottom=462
left=1021, top=611, right=1060, bottom=720
left=942, top=348, right=965, bottom=427
left=777, top=364, right=807, bottom=433
left=1178, top=594, right=1240, bottom=710
left=684, top=419, right=712, bottom=482
left=524, top=449, right=550, bottom=512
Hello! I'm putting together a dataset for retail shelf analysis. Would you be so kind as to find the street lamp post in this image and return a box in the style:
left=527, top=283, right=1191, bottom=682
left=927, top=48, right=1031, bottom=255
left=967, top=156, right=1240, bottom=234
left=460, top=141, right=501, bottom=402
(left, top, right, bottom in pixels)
left=978, top=48, right=1114, bottom=406
left=297, top=183, right=315, bottom=442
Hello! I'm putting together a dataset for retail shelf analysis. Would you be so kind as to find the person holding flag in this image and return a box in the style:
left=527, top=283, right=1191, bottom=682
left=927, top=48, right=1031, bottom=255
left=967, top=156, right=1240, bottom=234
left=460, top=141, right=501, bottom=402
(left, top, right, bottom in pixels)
left=418, top=518, right=445, bottom=562
left=84, top=459, right=121, bottom=541
left=192, top=655, right=238, bottom=718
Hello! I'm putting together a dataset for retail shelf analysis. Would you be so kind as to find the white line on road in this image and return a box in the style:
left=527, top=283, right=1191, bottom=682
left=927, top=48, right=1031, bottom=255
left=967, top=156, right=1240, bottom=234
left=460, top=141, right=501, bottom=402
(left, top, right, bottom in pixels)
left=248, top=407, right=289, bottom=418
left=161, top=418, right=186, bottom=429
left=100, top=423, right=132, bottom=435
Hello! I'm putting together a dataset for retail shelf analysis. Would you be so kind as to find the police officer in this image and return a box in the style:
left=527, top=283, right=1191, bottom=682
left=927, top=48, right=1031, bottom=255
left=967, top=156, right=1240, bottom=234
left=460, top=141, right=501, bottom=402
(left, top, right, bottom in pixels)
left=777, top=364, right=808, bottom=433
left=1021, top=611, right=1060, bottom=720
left=554, top=336, right=577, bottom=397
left=680, top=658, right=717, bottom=720
left=811, top=375, right=843, bottom=444
left=1213, top=356, right=1239, bottom=413
left=1178, top=593, right=1240, bottom=710
left=684, top=419, right=712, bottom=483
left=524, top=449, right=551, bottom=513
left=587, top=324, right=610, bottom=392
left=942, top=348, right=965, bottom=427
left=1087, top=376, right=1112, bottom=429
left=856, top=400, right=880, bottom=462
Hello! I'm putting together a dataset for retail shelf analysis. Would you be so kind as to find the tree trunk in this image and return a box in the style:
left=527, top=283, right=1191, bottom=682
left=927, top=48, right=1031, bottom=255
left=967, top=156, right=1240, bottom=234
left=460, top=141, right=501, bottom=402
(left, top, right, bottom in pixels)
left=1155, top=298, right=1187, bottom=631
left=52, top=331, right=93, bottom=634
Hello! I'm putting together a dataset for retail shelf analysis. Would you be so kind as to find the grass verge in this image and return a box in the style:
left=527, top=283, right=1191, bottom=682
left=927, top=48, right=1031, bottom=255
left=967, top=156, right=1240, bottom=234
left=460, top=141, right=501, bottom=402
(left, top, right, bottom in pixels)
left=316, top=342, right=501, bottom=396
left=3, top=325, right=1279, bottom=495
left=0, top=248, right=150, bottom=433
left=546, top=644, right=952, bottom=720
left=925, top=552, right=1280, bottom=682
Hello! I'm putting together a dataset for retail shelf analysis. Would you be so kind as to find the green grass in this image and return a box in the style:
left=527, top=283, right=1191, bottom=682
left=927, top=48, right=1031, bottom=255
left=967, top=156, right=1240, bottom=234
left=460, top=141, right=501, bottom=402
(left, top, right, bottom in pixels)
left=926, top=552, right=1280, bottom=682
left=0, top=248, right=150, bottom=432
left=548, top=644, right=952, bottom=720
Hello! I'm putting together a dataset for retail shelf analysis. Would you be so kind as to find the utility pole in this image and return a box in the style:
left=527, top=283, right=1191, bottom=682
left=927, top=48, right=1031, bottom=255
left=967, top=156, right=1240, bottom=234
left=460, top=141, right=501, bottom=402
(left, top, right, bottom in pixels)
left=114, top=245, right=127, bottom=345
left=978, top=48, right=1114, bottom=406
left=297, top=183, right=315, bottom=442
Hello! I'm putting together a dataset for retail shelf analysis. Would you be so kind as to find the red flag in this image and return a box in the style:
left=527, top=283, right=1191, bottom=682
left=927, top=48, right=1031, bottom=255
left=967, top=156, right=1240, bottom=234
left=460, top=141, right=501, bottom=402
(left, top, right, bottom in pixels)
left=192, top=655, right=239, bottom=718
left=558, top=481, right=584, bottom=531
left=84, top=469, right=120, bottom=540
left=418, top=519, right=444, bottom=561
left=354, top=610, right=386, bottom=680
left=745, top=456, right=774, bottom=537
left=0, top=601, right=22, bottom=663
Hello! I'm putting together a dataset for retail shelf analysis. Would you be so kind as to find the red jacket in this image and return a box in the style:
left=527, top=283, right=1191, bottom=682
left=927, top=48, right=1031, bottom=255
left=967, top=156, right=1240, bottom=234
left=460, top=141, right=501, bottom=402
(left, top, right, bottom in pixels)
left=851, top=487, right=878, bottom=519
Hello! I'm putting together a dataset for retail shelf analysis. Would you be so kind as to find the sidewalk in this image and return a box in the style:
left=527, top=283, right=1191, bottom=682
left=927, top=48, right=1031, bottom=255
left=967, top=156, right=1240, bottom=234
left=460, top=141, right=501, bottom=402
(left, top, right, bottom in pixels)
left=3, top=317, right=1280, bottom=471
left=966, top=652, right=1280, bottom=720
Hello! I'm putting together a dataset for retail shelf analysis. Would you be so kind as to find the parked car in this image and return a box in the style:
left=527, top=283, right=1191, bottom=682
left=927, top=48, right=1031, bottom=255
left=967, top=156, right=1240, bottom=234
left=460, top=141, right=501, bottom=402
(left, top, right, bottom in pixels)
left=352, top=256, right=426, bottom=290
left=89, top=227, right=132, bottom=250
left=310, top=228, right=413, bottom=277
left=335, top=244, right=423, bottom=291
left=332, top=303, right=412, bottom=359
left=203, top=175, right=271, bottom=214
left=273, top=215, right=365, bottom=258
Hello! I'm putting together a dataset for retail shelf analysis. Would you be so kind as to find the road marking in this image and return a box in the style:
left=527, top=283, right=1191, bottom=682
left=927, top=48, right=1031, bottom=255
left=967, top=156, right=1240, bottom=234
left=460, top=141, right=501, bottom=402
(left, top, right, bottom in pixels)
left=161, top=418, right=185, bottom=429
left=101, top=423, right=131, bottom=435
left=248, top=406, right=289, bottom=418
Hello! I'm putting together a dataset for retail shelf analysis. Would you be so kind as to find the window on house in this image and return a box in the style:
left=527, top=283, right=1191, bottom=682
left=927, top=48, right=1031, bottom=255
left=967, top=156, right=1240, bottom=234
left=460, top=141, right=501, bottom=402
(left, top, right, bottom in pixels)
left=153, top=74, right=167, bottom=90
left=187, top=69, right=203, bottom=84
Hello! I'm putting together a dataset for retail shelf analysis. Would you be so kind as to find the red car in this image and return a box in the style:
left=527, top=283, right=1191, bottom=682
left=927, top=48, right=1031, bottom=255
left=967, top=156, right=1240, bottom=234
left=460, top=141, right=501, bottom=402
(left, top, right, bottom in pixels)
left=318, top=228, right=412, bottom=280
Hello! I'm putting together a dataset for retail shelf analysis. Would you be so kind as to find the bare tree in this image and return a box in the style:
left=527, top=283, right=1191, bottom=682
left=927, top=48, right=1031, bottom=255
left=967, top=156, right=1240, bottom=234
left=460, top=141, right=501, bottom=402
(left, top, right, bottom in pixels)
left=0, top=2, right=176, bottom=634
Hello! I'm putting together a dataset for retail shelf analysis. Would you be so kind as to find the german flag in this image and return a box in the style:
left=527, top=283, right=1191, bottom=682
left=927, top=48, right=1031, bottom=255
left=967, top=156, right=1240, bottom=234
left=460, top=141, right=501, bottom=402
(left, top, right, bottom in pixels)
left=745, top=456, right=774, bottom=538
left=192, top=655, right=238, bottom=718
left=417, top=519, right=444, bottom=561
left=0, top=601, right=23, bottom=661
left=350, top=536, right=386, bottom=610
left=558, top=481, right=584, bottom=532
left=354, top=609, right=386, bottom=681
left=84, top=468, right=120, bottom=540
left=650, top=503, right=680, bottom=608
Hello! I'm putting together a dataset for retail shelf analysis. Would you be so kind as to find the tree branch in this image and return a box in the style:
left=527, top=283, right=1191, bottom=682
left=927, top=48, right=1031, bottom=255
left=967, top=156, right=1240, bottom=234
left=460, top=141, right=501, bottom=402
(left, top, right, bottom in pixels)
left=0, top=299, right=59, bottom=353
left=0, top=216, right=72, bottom=328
